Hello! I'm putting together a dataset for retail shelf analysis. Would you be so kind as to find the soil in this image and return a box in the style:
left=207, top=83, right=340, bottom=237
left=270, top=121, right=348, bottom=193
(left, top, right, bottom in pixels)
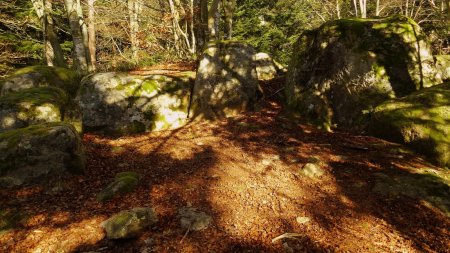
left=0, top=65, right=449, bottom=253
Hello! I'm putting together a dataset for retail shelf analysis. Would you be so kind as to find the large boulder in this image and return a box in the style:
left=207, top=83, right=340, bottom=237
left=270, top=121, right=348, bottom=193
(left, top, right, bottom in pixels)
left=286, top=15, right=441, bottom=131
left=436, top=55, right=450, bottom=81
left=369, top=82, right=450, bottom=167
left=77, top=72, right=192, bottom=135
left=0, top=87, right=69, bottom=132
left=0, top=123, right=85, bottom=187
left=192, top=41, right=261, bottom=120
left=0, top=66, right=80, bottom=97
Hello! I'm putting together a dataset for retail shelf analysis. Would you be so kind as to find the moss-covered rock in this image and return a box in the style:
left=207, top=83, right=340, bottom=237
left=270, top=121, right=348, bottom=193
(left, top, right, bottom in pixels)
left=369, top=82, right=450, bottom=167
left=0, top=123, right=85, bottom=187
left=286, top=15, right=441, bottom=131
left=192, top=40, right=262, bottom=120
left=0, top=87, right=68, bottom=132
left=102, top=207, right=158, bottom=239
left=436, top=55, right=450, bottom=81
left=254, top=52, right=281, bottom=81
left=78, top=72, right=192, bottom=135
left=97, top=171, right=140, bottom=202
left=0, top=66, right=80, bottom=97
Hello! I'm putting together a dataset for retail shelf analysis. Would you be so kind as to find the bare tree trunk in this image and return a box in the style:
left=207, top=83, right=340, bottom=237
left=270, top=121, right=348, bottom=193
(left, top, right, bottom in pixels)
left=222, top=0, right=235, bottom=39
left=359, top=0, right=366, bottom=18
left=208, top=0, right=220, bottom=40
left=87, top=0, right=96, bottom=71
left=352, top=0, right=359, bottom=17
left=64, top=0, right=89, bottom=74
left=188, top=0, right=196, bottom=54
left=128, top=0, right=140, bottom=62
left=336, top=0, right=341, bottom=19
left=193, top=0, right=208, bottom=53
left=76, top=0, right=91, bottom=70
left=31, top=0, right=66, bottom=67
left=376, top=0, right=380, bottom=16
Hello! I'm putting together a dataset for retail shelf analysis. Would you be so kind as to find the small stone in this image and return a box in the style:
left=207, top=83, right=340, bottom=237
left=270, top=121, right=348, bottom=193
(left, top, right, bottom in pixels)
left=102, top=207, right=158, bottom=239
left=299, top=163, right=325, bottom=178
left=296, top=216, right=311, bottom=224
left=178, top=207, right=212, bottom=231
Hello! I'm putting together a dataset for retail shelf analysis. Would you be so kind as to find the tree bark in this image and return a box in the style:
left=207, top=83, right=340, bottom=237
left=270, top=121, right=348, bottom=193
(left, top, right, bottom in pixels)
left=64, top=0, right=89, bottom=74
left=222, top=0, right=235, bottom=39
left=128, top=0, right=140, bottom=62
left=31, top=0, right=66, bottom=67
left=87, top=0, right=96, bottom=71
left=207, top=0, right=220, bottom=40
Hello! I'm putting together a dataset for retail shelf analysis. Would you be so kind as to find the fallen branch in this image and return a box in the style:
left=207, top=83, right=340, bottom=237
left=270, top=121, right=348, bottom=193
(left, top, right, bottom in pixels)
left=271, top=232, right=303, bottom=243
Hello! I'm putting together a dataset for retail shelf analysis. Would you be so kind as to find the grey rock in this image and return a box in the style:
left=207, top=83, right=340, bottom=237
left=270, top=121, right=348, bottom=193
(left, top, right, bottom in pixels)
left=286, top=16, right=441, bottom=131
left=192, top=41, right=262, bottom=120
left=0, top=123, right=85, bottom=187
left=178, top=207, right=212, bottom=231
left=103, top=207, right=158, bottom=239
left=77, top=72, right=192, bottom=135
left=97, top=172, right=140, bottom=202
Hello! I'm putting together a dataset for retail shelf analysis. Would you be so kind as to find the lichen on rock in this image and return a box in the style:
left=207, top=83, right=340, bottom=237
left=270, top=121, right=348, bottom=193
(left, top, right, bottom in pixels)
left=97, top=171, right=140, bottom=202
left=78, top=72, right=191, bottom=135
left=102, top=207, right=158, bottom=239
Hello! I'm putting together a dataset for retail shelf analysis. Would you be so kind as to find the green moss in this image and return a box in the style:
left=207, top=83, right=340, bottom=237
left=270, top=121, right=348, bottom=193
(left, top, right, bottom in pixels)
left=0, top=86, right=68, bottom=107
left=97, top=171, right=140, bottom=202
left=9, top=66, right=80, bottom=97
left=370, top=82, right=450, bottom=167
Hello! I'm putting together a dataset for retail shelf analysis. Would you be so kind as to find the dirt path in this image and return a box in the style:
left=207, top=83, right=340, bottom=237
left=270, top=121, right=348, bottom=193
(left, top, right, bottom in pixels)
left=1, top=75, right=449, bottom=252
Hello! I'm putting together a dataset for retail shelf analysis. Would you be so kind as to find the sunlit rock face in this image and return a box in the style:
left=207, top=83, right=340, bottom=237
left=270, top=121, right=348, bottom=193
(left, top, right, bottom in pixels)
left=77, top=72, right=192, bottom=135
left=0, top=87, right=68, bottom=132
left=286, top=15, right=441, bottom=131
left=254, top=52, right=279, bottom=81
left=369, top=82, right=450, bottom=167
left=0, top=123, right=85, bottom=187
left=0, top=65, right=80, bottom=97
left=193, top=41, right=261, bottom=120
left=436, top=55, right=450, bottom=81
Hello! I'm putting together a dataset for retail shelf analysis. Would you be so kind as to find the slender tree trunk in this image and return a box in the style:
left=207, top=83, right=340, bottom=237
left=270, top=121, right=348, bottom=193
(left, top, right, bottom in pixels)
left=359, top=0, right=366, bottom=18
left=208, top=0, right=220, bottom=40
left=32, top=0, right=66, bottom=67
left=87, top=0, right=96, bottom=71
left=64, top=0, right=88, bottom=74
left=222, top=0, right=235, bottom=39
left=128, top=0, right=140, bottom=62
left=352, top=0, right=359, bottom=17
left=193, top=0, right=208, bottom=53
left=188, top=0, right=196, bottom=54
left=336, top=0, right=341, bottom=19
left=76, top=0, right=91, bottom=70
left=376, top=0, right=380, bottom=16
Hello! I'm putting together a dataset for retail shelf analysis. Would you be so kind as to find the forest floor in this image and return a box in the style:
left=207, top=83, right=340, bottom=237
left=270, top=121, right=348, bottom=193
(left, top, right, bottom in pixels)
left=1, top=64, right=450, bottom=253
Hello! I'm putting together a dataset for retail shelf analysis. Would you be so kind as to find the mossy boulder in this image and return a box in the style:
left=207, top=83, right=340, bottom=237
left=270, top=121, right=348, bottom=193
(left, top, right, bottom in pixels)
left=0, top=66, right=80, bottom=97
left=192, top=41, right=262, bottom=120
left=286, top=15, right=441, bottom=131
left=0, top=87, right=69, bottom=132
left=369, top=82, right=450, bottom=167
left=254, top=52, right=282, bottom=81
left=436, top=55, right=450, bottom=81
left=102, top=207, right=158, bottom=239
left=0, top=123, right=85, bottom=187
left=97, top=171, right=140, bottom=202
left=77, top=72, right=192, bottom=135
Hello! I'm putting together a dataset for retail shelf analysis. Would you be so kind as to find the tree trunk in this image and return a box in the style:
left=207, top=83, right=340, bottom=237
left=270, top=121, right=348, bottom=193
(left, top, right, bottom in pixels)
left=128, top=0, right=140, bottom=62
left=208, top=0, right=220, bottom=40
left=336, top=0, right=341, bottom=19
left=87, top=0, right=96, bottom=71
left=359, top=0, right=366, bottom=18
left=352, top=0, right=359, bottom=17
left=64, top=0, right=89, bottom=74
left=222, top=0, right=235, bottom=39
left=193, top=0, right=208, bottom=53
left=31, top=0, right=66, bottom=67
left=376, top=0, right=380, bottom=16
